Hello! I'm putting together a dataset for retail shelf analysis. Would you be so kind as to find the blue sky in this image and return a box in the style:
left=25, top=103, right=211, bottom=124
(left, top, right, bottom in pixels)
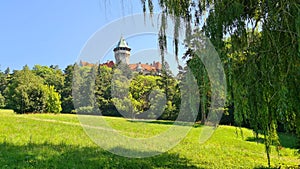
left=0, top=0, right=188, bottom=76
left=0, top=0, right=161, bottom=71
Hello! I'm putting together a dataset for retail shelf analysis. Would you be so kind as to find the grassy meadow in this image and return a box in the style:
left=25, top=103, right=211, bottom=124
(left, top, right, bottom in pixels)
left=0, top=109, right=298, bottom=168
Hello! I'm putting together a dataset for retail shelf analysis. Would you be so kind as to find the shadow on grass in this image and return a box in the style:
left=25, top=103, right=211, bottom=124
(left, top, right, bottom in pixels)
left=127, top=119, right=204, bottom=128
left=246, top=132, right=298, bottom=149
left=127, top=119, right=176, bottom=126
left=253, top=164, right=300, bottom=169
left=253, top=167, right=281, bottom=169
left=0, top=141, right=201, bottom=168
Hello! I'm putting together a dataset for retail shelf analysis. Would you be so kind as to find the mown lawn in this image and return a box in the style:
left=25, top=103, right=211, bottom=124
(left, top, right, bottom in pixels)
left=0, top=110, right=298, bottom=168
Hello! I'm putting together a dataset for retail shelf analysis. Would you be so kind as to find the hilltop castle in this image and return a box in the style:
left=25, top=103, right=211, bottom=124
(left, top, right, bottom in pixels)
left=79, top=36, right=162, bottom=75
left=107, top=36, right=162, bottom=75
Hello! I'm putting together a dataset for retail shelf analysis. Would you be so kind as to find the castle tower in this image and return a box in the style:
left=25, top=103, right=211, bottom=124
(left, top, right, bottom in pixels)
left=113, top=36, right=131, bottom=65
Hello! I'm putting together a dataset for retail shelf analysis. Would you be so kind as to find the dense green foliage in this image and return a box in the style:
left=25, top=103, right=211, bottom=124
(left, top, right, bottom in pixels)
left=0, top=111, right=298, bottom=168
left=0, top=68, right=10, bottom=108
left=3, top=66, right=62, bottom=114
left=73, top=64, right=181, bottom=119
left=33, top=65, right=64, bottom=93
left=0, top=64, right=181, bottom=120
left=95, top=65, right=115, bottom=115
left=61, top=64, right=75, bottom=113
left=141, top=0, right=299, bottom=166
left=0, top=93, right=5, bottom=108
left=111, top=70, right=178, bottom=119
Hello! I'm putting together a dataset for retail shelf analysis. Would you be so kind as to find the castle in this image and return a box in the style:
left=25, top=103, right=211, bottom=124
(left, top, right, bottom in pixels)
left=103, top=36, right=162, bottom=75
left=79, top=36, right=162, bottom=75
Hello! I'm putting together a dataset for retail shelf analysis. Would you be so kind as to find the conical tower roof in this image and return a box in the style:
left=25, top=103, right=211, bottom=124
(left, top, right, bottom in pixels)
left=114, top=36, right=131, bottom=51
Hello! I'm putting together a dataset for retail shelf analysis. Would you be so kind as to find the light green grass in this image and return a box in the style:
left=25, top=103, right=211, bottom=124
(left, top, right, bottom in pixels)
left=0, top=110, right=298, bottom=168
left=0, top=109, right=15, bottom=115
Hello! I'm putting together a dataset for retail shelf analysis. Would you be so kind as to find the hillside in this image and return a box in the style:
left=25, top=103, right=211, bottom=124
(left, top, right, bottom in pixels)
left=0, top=110, right=298, bottom=168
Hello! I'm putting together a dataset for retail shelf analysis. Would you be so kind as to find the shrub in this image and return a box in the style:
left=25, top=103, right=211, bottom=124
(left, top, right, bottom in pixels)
left=76, top=106, right=97, bottom=114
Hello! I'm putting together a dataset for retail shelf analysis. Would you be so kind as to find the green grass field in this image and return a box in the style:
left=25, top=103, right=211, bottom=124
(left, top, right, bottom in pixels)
left=0, top=109, right=298, bottom=168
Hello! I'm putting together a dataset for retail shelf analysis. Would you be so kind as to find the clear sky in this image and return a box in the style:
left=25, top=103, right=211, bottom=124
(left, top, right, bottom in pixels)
left=0, top=0, right=158, bottom=71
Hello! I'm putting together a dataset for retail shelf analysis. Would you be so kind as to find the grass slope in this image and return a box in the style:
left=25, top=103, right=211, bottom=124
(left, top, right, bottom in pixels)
left=0, top=110, right=298, bottom=168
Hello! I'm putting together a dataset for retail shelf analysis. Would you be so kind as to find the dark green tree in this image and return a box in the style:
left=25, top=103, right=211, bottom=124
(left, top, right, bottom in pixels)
left=95, top=65, right=116, bottom=115
left=0, top=68, right=10, bottom=95
left=72, top=64, right=98, bottom=113
left=61, top=64, right=75, bottom=113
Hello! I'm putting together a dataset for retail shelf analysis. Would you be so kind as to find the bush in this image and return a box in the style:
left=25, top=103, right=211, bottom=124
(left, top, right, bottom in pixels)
left=0, top=93, right=5, bottom=108
left=76, top=106, right=98, bottom=114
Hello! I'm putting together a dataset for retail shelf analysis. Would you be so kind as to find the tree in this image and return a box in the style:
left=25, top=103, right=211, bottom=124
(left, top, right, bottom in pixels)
left=72, top=64, right=97, bottom=113
left=95, top=65, right=116, bottom=115
left=4, top=65, right=62, bottom=113
left=61, top=64, right=75, bottom=113
left=4, top=65, right=43, bottom=113
left=184, top=53, right=211, bottom=124
left=44, top=85, right=62, bottom=113
left=142, top=0, right=299, bottom=166
left=129, top=74, right=165, bottom=119
left=33, top=65, right=64, bottom=92
left=156, top=73, right=181, bottom=120
left=0, top=68, right=10, bottom=94
left=0, top=93, right=5, bottom=108
left=0, top=67, right=10, bottom=109
left=111, top=68, right=134, bottom=118
left=4, top=67, right=10, bottom=75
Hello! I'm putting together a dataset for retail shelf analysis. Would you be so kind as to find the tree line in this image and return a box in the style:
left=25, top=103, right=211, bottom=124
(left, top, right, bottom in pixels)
left=0, top=64, right=184, bottom=120
left=0, top=62, right=223, bottom=124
